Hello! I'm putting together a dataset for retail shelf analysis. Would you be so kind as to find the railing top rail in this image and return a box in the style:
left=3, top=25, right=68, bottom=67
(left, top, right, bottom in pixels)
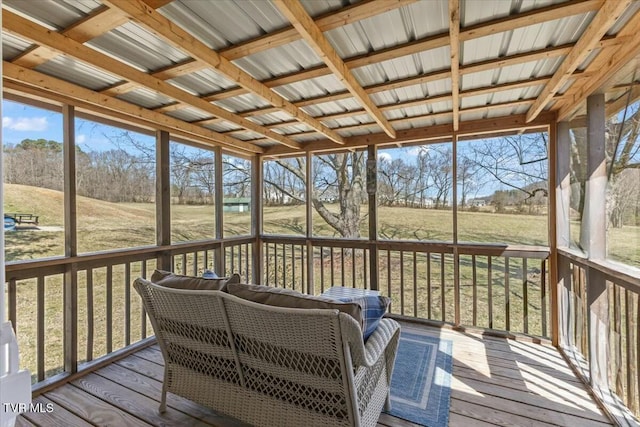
left=558, top=248, right=640, bottom=293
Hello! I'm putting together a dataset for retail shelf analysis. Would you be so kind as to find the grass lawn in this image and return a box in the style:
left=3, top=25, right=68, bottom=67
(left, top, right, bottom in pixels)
left=3, top=183, right=639, bottom=382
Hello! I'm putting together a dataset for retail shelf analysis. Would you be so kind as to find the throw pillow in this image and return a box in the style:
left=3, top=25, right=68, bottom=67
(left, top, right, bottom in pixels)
left=322, top=287, right=390, bottom=341
left=226, top=283, right=364, bottom=330
left=150, top=269, right=241, bottom=291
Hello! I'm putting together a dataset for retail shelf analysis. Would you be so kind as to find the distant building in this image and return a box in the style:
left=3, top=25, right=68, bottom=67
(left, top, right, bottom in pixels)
left=469, top=198, right=487, bottom=207
left=223, top=197, right=251, bottom=212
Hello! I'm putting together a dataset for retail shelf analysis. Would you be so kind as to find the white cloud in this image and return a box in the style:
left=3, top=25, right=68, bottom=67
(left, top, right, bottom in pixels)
left=378, top=152, right=392, bottom=163
left=2, top=116, right=48, bottom=131
left=76, top=134, right=86, bottom=144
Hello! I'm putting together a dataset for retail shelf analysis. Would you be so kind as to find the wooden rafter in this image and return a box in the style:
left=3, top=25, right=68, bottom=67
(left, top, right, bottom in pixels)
left=2, top=62, right=262, bottom=154
left=525, top=0, right=632, bottom=122
left=263, top=112, right=554, bottom=157
left=11, top=6, right=128, bottom=68
left=103, top=0, right=346, bottom=145
left=556, top=9, right=640, bottom=121
left=2, top=10, right=301, bottom=150
left=98, top=0, right=601, bottom=108
left=221, top=0, right=416, bottom=61
left=272, top=0, right=396, bottom=138
left=448, top=0, right=460, bottom=131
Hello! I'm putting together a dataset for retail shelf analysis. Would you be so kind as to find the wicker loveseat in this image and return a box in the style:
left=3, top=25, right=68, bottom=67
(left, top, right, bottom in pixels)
left=134, top=278, right=401, bottom=427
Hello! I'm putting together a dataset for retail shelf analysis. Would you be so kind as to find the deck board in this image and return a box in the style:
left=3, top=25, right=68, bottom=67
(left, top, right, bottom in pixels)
left=18, top=322, right=613, bottom=427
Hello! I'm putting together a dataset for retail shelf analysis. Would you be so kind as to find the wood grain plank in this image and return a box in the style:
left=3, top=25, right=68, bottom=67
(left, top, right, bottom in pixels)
left=45, top=384, right=152, bottom=427
left=21, top=396, right=93, bottom=427
left=95, top=364, right=247, bottom=426
left=450, top=398, right=610, bottom=427
left=451, top=376, right=608, bottom=422
left=72, top=373, right=212, bottom=427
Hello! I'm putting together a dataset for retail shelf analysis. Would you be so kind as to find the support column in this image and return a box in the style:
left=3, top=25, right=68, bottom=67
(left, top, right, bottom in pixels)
left=214, top=147, right=224, bottom=275
left=62, top=104, right=77, bottom=374
left=306, top=152, right=314, bottom=294
left=555, top=121, right=572, bottom=348
left=252, top=154, right=263, bottom=284
left=156, top=130, right=171, bottom=270
left=584, top=94, right=609, bottom=390
left=367, top=145, right=379, bottom=291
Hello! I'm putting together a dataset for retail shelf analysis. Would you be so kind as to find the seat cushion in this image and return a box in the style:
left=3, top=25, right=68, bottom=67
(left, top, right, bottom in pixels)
left=150, top=269, right=241, bottom=291
left=226, top=283, right=364, bottom=330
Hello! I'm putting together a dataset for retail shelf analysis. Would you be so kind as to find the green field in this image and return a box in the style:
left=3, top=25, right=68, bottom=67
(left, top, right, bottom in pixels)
left=3, top=183, right=640, bottom=382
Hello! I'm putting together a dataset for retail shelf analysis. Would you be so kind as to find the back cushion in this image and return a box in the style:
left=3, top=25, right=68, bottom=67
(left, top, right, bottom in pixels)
left=150, top=269, right=241, bottom=291
left=226, top=283, right=363, bottom=329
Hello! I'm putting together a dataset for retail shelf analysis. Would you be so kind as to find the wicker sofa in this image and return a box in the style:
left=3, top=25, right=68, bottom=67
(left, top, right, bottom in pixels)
left=134, top=277, right=401, bottom=427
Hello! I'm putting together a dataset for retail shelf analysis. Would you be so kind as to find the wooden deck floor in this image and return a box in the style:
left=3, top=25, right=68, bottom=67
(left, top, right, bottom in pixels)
left=17, top=322, right=612, bottom=427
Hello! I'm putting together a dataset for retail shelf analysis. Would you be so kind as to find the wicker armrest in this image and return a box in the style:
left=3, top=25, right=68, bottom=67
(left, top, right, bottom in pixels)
left=345, top=317, right=400, bottom=368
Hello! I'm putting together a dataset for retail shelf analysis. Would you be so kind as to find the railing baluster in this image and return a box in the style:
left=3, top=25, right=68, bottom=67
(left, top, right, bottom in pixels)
left=141, top=260, right=147, bottom=339
left=625, top=289, right=635, bottom=413
left=400, top=251, right=405, bottom=316
left=488, top=256, right=493, bottom=329
left=505, top=256, right=510, bottom=332
left=193, top=252, right=198, bottom=276
left=387, top=249, right=391, bottom=312
left=330, top=248, right=335, bottom=287
left=440, top=253, right=445, bottom=321
left=541, top=259, right=547, bottom=337
left=320, top=246, right=325, bottom=294
left=282, top=244, right=287, bottom=288
left=291, top=244, right=296, bottom=291
left=614, top=283, right=623, bottom=398
left=86, top=269, right=94, bottom=362
left=413, top=252, right=417, bottom=317
left=265, top=243, right=270, bottom=285
left=472, top=255, right=477, bottom=326
left=37, top=276, right=45, bottom=381
left=181, top=253, right=187, bottom=274
left=427, top=252, right=431, bottom=320
left=8, top=278, right=17, bottom=329
left=125, top=263, right=131, bottom=347
left=245, top=243, right=250, bottom=283
left=106, top=265, right=113, bottom=354
left=238, top=246, right=243, bottom=277
left=363, top=249, right=368, bottom=290
left=352, top=249, right=356, bottom=289
left=341, top=248, right=345, bottom=286
left=523, top=258, right=528, bottom=334
left=274, top=243, right=279, bottom=287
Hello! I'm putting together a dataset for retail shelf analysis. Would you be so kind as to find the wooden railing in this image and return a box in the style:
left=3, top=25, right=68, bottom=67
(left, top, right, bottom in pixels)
left=5, top=237, right=253, bottom=391
left=261, top=236, right=551, bottom=338
left=558, top=249, right=640, bottom=422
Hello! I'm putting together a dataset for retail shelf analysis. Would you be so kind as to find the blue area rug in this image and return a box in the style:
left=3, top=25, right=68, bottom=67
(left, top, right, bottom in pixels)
left=386, top=331, right=453, bottom=427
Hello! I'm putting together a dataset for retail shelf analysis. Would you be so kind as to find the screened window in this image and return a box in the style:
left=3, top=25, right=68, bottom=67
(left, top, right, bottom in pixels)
left=263, top=157, right=306, bottom=236
left=222, top=154, right=251, bottom=236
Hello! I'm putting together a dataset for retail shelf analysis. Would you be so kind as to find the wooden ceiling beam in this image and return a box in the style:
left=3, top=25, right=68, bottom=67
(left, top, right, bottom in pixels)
left=105, top=0, right=345, bottom=145
left=11, top=6, right=129, bottom=68
left=2, top=62, right=262, bottom=154
left=525, top=0, right=632, bottom=122
left=263, top=112, right=554, bottom=157
left=99, top=0, right=597, bottom=106
left=2, top=10, right=301, bottom=150
left=459, top=0, right=603, bottom=42
left=556, top=10, right=640, bottom=121
left=221, top=0, right=416, bottom=60
left=448, top=0, right=461, bottom=131
left=273, top=0, right=396, bottom=138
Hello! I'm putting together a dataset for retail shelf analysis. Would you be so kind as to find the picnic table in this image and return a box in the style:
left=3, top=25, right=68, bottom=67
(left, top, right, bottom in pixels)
left=4, top=213, right=39, bottom=225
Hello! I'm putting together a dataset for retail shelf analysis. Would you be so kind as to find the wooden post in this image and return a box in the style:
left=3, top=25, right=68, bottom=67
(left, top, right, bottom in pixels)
left=367, top=145, right=379, bottom=291
left=156, top=130, right=171, bottom=271
left=214, top=146, right=224, bottom=275
left=306, top=151, right=314, bottom=294
left=62, top=104, right=78, bottom=374
left=252, top=154, right=263, bottom=284
left=555, top=121, right=572, bottom=348
left=584, top=94, right=609, bottom=390
left=452, top=135, right=460, bottom=325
